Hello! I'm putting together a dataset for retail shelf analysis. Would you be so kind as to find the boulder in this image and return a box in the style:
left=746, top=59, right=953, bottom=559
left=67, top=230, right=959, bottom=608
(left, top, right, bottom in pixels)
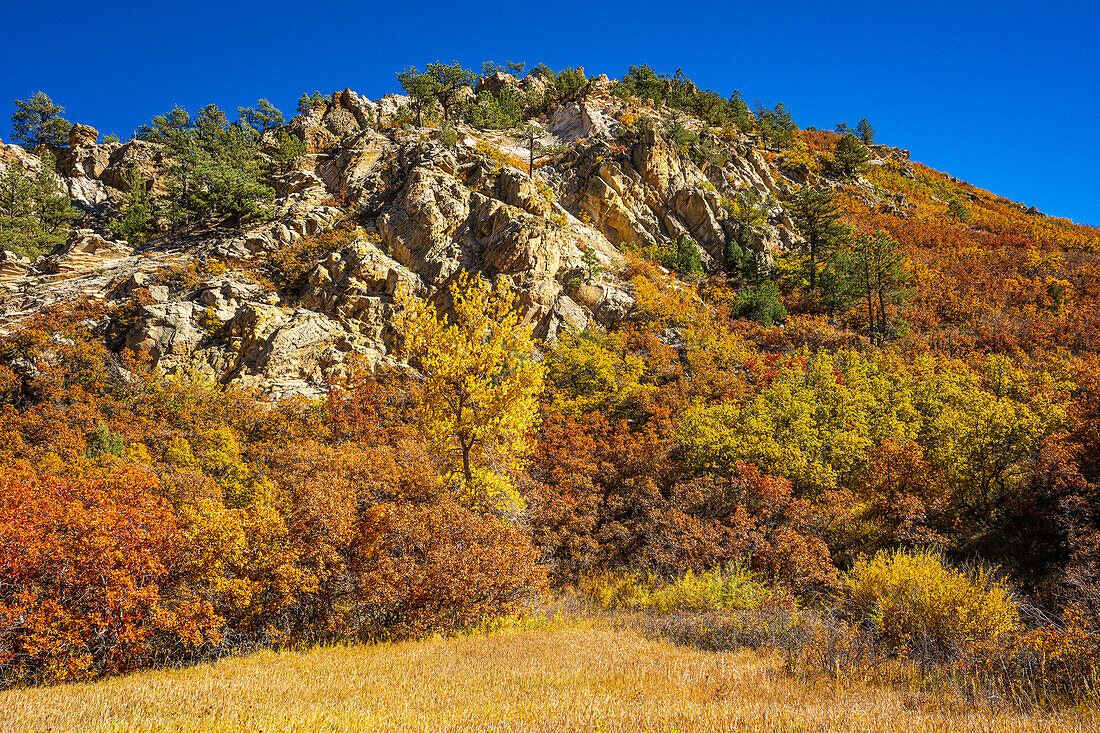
left=670, top=186, right=727, bottom=259
left=125, top=302, right=206, bottom=361
left=300, top=239, right=422, bottom=349
left=68, top=124, right=99, bottom=148
left=377, top=165, right=472, bottom=284
left=42, top=230, right=133, bottom=274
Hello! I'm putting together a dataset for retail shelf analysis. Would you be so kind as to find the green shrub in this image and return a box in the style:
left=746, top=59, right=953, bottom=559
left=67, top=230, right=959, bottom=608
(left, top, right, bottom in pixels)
left=948, top=197, right=971, bottom=223
left=439, top=123, right=458, bottom=149
left=464, top=85, right=533, bottom=130
left=629, top=235, right=704, bottom=278
left=273, top=130, right=307, bottom=171
left=85, top=422, right=124, bottom=460
left=111, top=165, right=155, bottom=244
left=730, top=282, right=786, bottom=326
left=666, top=236, right=704, bottom=277
left=614, top=65, right=750, bottom=129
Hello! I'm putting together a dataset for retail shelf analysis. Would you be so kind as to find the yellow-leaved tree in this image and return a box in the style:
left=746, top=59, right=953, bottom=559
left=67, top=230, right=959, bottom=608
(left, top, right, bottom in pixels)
left=397, top=270, right=544, bottom=511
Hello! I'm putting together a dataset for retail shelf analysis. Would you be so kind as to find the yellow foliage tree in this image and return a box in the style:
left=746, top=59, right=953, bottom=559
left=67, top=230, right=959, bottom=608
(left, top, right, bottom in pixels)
left=397, top=271, right=545, bottom=510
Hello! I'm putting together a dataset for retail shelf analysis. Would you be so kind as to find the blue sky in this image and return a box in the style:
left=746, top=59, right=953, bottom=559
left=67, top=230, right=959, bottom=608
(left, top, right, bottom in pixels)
left=3, top=0, right=1097, bottom=224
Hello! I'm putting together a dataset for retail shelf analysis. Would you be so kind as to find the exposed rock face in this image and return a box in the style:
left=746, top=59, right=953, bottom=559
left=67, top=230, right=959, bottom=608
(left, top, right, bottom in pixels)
left=42, top=230, right=133, bottom=274
left=69, top=124, right=99, bottom=148
left=475, top=71, right=517, bottom=97
left=0, top=78, right=897, bottom=398
left=0, top=250, right=32, bottom=286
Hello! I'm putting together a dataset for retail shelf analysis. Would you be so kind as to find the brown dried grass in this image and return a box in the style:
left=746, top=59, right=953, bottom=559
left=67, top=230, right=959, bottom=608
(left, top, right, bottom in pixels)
left=1, top=615, right=1095, bottom=732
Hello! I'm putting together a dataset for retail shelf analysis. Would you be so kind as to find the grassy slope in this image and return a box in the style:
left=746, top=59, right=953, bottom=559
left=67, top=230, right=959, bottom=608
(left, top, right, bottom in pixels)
left=1, top=616, right=1093, bottom=733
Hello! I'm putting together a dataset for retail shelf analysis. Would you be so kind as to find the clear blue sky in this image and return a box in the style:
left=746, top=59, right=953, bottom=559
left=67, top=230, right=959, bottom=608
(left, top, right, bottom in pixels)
left=3, top=0, right=1097, bottom=224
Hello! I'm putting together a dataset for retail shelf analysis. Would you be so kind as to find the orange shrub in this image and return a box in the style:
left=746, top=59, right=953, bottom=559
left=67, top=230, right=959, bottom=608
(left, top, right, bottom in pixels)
left=0, top=465, right=219, bottom=685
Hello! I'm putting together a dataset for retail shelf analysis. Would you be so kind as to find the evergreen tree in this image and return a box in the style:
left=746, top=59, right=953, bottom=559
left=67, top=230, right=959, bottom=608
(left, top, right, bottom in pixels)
left=190, top=105, right=273, bottom=226
left=139, top=104, right=273, bottom=229
left=466, top=84, right=531, bottom=131
left=111, top=166, right=155, bottom=244
left=0, top=152, right=78, bottom=257
left=425, top=62, right=478, bottom=121
left=516, top=121, right=546, bottom=178
left=833, top=133, right=871, bottom=179
left=856, top=117, right=876, bottom=145
left=139, top=106, right=195, bottom=228
left=272, top=130, right=307, bottom=171
left=786, top=185, right=847, bottom=293
left=754, top=101, right=797, bottom=148
left=396, top=67, right=440, bottom=126
left=10, top=92, right=71, bottom=148
left=948, top=198, right=971, bottom=223
left=818, top=245, right=861, bottom=317
left=837, top=229, right=912, bottom=343
left=542, top=66, right=588, bottom=106
left=238, top=99, right=284, bottom=142
left=296, top=91, right=326, bottom=115
left=728, top=90, right=752, bottom=132
left=666, top=235, right=703, bottom=278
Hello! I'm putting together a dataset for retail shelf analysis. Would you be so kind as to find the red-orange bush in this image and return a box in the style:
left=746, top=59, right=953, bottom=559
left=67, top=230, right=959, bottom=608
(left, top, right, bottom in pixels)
left=0, top=464, right=219, bottom=685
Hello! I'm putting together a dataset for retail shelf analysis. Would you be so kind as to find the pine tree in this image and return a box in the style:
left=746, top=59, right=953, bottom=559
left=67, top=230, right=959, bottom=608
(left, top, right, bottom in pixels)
left=425, top=62, right=478, bottom=122
left=396, top=67, right=440, bottom=127
left=856, top=118, right=876, bottom=145
left=754, top=101, right=797, bottom=148
left=833, top=133, right=872, bottom=179
left=10, top=92, right=71, bottom=148
left=786, top=185, right=848, bottom=294
left=139, top=104, right=273, bottom=229
left=295, top=92, right=326, bottom=115
left=837, top=229, right=912, bottom=343
left=728, top=90, right=752, bottom=132
left=111, top=166, right=155, bottom=244
left=238, top=99, right=284, bottom=142
left=0, top=152, right=78, bottom=257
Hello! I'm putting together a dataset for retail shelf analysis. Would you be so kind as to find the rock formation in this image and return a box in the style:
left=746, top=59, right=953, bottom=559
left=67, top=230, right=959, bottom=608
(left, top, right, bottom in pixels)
left=0, top=77, right=912, bottom=398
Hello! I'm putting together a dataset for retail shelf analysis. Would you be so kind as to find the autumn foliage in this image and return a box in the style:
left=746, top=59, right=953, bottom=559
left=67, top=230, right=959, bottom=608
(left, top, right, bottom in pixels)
left=1, top=107, right=1100, bottom=704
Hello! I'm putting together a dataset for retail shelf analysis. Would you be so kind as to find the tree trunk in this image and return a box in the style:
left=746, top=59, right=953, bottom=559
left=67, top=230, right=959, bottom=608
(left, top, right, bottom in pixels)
left=461, top=436, right=472, bottom=484
left=809, top=237, right=817, bottom=292
left=867, top=288, right=875, bottom=345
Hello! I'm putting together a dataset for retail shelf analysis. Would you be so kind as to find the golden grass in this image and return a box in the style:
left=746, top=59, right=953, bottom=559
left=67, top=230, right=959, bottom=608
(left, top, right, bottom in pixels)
left=1, top=616, right=1095, bottom=733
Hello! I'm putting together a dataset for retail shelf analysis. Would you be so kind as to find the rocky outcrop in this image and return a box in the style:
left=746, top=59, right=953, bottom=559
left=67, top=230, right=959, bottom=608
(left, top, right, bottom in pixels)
left=42, top=230, right=133, bottom=274
left=0, top=250, right=32, bottom=286
left=225, top=304, right=361, bottom=394
left=377, top=165, right=472, bottom=283
left=300, top=239, right=420, bottom=349
left=0, top=79, right=811, bottom=398
left=69, top=124, right=99, bottom=148
left=126, top=301, right=208, bottom=363
left=475, top=71, right=517, bottom=97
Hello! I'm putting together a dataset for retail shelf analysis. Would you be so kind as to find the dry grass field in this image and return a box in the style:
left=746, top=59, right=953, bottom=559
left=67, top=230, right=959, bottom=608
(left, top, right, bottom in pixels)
left=1, top=615, right=1096, bottom=733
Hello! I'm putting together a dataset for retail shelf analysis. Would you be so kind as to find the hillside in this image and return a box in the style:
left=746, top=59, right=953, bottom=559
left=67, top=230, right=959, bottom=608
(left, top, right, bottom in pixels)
left=2, top=70, right=1098, bottom=393
left=0, top=63, right=1098, bottom=719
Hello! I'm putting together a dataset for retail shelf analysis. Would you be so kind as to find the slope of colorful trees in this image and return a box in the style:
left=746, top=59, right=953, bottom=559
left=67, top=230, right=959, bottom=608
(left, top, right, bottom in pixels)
left=1, top=70, right=1099, bottom=699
